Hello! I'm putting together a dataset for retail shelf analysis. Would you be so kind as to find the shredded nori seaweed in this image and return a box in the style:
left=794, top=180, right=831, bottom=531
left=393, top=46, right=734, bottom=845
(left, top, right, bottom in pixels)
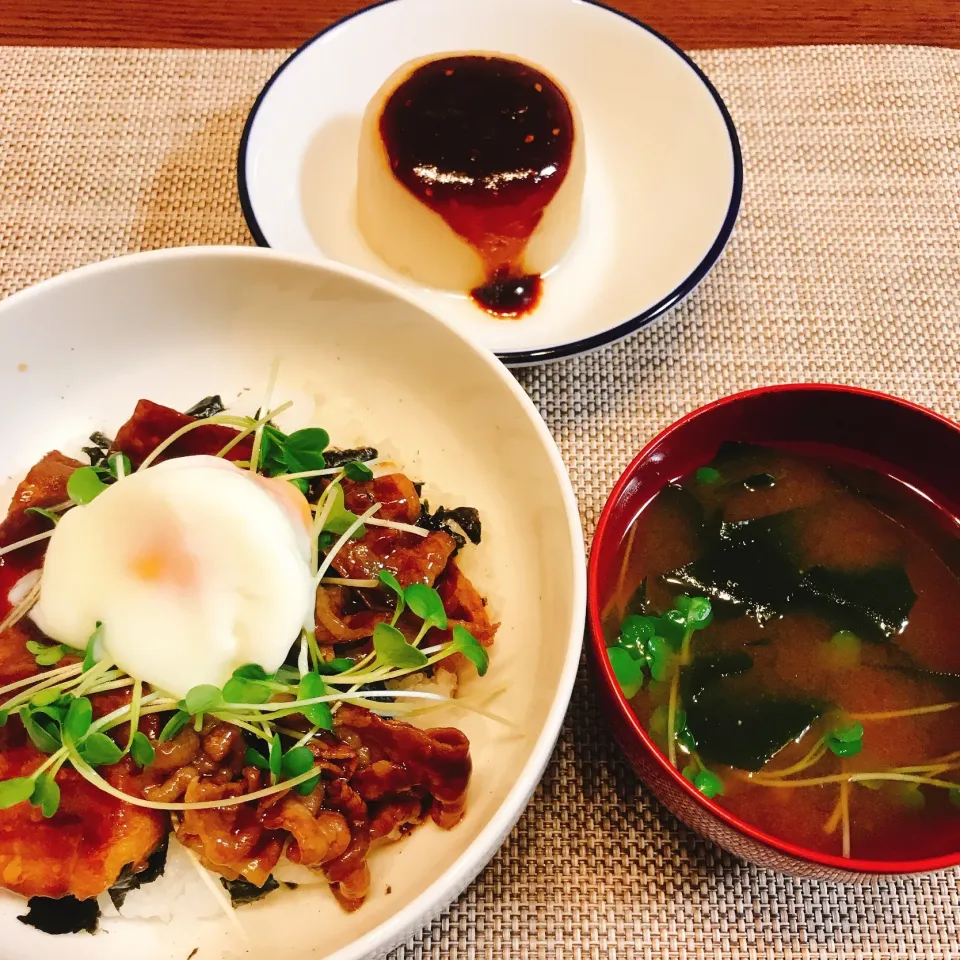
left=795, top=565, right=916, bottom=642
left=682, top=653, right=825, bottom=771
left=184, top=395, right=225, bottom=419
left=220, top=874, right=280, bottom=907
left=438, top=506, right=482, bottom=544
left=304, top=448, right=380, bottom=500
left=18, top=895, right=99, bottom=935
left=82, top=431, right=112, bottom=467
left=108, top=833, right=169, bottom=910
left=665, top=510, right=917, bottom=639
left=417, top=502, right=482, bottom=551
left=664, top=513, right=800, bottom=623
left=324, top=447, right=379, bottom=468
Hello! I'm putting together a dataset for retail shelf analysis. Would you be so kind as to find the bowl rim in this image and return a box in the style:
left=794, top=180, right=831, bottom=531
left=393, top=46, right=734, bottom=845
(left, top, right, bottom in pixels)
left=235, top=0, right=744, bottom=366
left=587, top=381, right=960, bottom=876
left=0, top=244, right=588, bottom=958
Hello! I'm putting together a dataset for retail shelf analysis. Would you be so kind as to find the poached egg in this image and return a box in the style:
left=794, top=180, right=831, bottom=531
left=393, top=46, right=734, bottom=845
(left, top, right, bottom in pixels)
left=32, top=455, right=316, bottom=698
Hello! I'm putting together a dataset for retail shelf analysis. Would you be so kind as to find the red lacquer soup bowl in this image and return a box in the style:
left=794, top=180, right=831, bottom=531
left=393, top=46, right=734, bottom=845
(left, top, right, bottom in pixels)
left=587, top=384, right=960, bottom=881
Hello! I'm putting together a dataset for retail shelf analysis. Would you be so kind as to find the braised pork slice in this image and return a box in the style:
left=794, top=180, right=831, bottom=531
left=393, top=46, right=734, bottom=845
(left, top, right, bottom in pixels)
left=0, top=738, right=165, bottom=900
left=0, top=450, right=166, bottom=901
left=0, top=450, right=79, bottom=549
left=0, top=451, right=82, bottom=686
left=112, top=399, right=252, bottom=466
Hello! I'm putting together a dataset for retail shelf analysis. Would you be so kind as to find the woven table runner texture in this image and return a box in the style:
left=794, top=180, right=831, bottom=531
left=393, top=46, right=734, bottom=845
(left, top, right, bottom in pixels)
left=1, top=43, right=960, bottom=959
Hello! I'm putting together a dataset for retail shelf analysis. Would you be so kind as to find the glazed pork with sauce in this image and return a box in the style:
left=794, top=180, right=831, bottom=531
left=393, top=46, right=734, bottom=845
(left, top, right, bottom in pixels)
left=0, top=395, right=497, bottom=920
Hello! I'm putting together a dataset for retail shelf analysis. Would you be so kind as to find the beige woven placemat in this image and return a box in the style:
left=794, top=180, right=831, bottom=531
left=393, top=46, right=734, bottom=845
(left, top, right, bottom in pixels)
left=2, top=43, right=960, bottom=959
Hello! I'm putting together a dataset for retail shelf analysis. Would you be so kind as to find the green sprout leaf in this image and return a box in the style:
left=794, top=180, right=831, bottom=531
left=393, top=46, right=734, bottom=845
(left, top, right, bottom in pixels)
left=827, top=740, right=863, bottom=758
left=693, top=768, right=725, bottom=799
left=244, top=746, right=269, bottom=771
left=0, top=777, right=36, bottom=809
left=695, top=467, right=722, bottom=485
left=223, top=676, right=272, bottom=705
left=182, top=684, right=225, bottom=716
left=79, top=732, right=123, bottom=767
left=827, top=630, right=862, bottom=670
left=24, top=506, right=59, bottom=526
left=450, top=625, right=489, bottom=677
left=321, top=484, right=365, bottom=538
left=268, top=734, right=283, bottom=782
left=830, top=720, right=865, bottom=743
left=67, top=466, right=108, bottom=505
left=949, top=787, right=960, bottom=808
left=30, top=689, right=61, bottom=708
left=83, top=623, right=103, bottom=673
left=373, top=623, right=429, bottom=670
left=283, top=428, right=330, bottom=473
left=298, top=672, right=333, bottom=730
left=317, top=532, right=338, bottom=552
left=234, top=664, right=269, bottom=680
left=674, top=708, right=697, bottom=753
left=25, top=640, right=69, bottom=667
left=675, top=595, right=713, bottom=630
left=378, top=569, right=406, bottom=622
left=826, top=720, right=864, bottom=757
left=681, top=762, right=699, bottom=783
left=257, top=424, right=288, bottom=475
left=295, top=775, right=321, bottom=797
left=130, top=731, right=155, bottom=768
left=158, top=710, right=190, bottom=743
left=404, top=583, right=447, bottom=630
left=317, top=658, right=353, bottom=675
left=607, top=647, right=645, bottom=699
left=618, top=615, right=655, bottom=660
left=22, top=712, right=61, bottom=754
left=281, top=745, right=315, bottom=779
left=655, top=610, right=689, bottom=650
left=64, top=696, right=93, bottom=743
left=104, top=452, right=132, bottom=480
left=343, top=460, right=374, bottom=482
left=223, top=664, right=274, bottom=704
left=646, top=635, right=670, bottom=683
left=30, top=773, right=60, bottom=818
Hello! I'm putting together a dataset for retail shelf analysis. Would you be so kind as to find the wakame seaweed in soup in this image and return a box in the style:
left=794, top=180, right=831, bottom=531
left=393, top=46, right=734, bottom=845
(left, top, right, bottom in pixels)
left=604, top=442, right=960, bottom=861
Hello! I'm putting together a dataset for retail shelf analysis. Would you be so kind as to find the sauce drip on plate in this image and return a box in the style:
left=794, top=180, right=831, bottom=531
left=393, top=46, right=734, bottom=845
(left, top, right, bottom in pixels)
left=378, top=55, right=574, bottom=318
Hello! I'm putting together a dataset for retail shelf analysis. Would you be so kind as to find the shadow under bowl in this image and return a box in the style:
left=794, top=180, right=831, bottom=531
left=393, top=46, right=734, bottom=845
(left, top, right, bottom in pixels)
left=587, top=383, right=960, bottom=881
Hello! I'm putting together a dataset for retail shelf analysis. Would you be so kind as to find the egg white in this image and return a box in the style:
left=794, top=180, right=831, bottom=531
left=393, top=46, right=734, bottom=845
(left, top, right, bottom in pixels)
left=32, top=456, right=316, bottom=698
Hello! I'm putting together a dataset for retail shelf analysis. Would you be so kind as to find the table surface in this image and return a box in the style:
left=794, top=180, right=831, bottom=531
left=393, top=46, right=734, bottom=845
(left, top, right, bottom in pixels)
left=2, top=0, right=959, bottom=49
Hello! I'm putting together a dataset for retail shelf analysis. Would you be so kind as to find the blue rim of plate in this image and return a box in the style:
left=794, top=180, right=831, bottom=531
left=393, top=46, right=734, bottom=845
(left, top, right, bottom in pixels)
left=237, top=0, right=743, bottom=366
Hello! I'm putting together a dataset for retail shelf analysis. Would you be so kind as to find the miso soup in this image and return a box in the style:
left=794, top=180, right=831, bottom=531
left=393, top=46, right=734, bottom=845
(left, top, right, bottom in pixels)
left=603, top=441, right=960, bottom=861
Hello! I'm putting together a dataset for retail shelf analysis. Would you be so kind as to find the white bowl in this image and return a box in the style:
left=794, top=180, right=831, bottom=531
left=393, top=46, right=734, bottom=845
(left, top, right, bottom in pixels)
left=0, top=247, right=585, bottom=959
left=238, top=0, right=742, bottom=365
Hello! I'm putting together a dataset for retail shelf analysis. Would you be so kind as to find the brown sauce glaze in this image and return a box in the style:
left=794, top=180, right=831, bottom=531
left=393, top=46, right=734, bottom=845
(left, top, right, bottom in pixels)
left=379, top=55, right=574, bottom=318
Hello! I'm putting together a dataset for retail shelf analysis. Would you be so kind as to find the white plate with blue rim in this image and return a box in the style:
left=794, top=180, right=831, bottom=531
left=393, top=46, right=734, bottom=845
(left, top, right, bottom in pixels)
left=238, top=0, right=742, bottom=366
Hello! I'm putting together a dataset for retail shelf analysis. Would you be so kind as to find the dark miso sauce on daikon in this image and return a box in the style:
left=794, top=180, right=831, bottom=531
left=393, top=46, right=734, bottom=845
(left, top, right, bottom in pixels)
left=379, top=55, right=574, bottom=318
